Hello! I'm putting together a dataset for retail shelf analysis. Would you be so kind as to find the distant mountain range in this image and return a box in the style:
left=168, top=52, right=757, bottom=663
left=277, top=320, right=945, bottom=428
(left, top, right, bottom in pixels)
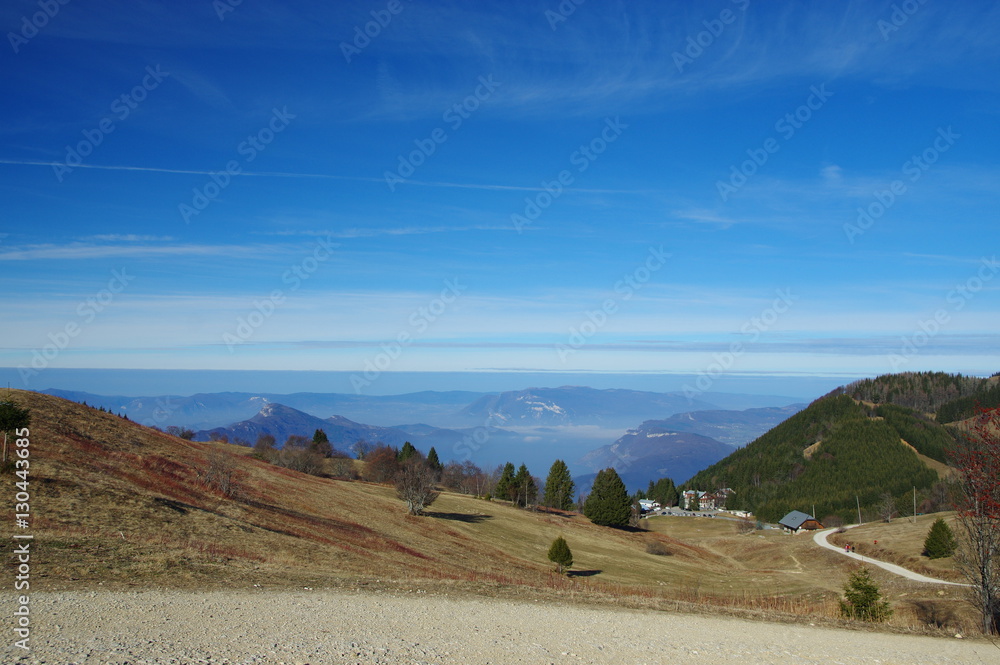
left=456, top=386, right=719, bottom=428
left=576, top=427, right=735, bottom=494
left=44, top=385, right=802, bottom=431
left=639, top=404, right=805, bottom=447
left=40, top=389, right=487, bottom=430
left=194, top=402, right=520, bottom=459
left=42, top=385, right=806, bottom=483
left=571, top=404, right=806, bottom=492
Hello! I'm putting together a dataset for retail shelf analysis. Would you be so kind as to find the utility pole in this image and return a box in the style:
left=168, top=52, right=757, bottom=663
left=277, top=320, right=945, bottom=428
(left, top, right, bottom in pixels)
left=913, top=486, right=917, bottom=524
left=856, top=495, right=862, bottom=526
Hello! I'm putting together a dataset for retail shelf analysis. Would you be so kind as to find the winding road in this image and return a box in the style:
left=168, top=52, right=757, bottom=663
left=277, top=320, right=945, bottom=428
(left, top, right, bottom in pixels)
left=813, top=526, right=970, bottom=586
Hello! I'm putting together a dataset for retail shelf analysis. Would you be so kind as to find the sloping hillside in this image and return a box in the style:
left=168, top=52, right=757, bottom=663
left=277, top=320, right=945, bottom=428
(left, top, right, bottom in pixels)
left=0, top=390, right=791, bottom=596
left=685, top=395, right=949, bottom=523
left=3, top=389, right=982, bottom=636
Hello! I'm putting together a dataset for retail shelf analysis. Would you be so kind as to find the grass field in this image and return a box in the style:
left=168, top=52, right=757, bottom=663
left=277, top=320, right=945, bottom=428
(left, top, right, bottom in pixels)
left=0, top=390, right=986, bottom=636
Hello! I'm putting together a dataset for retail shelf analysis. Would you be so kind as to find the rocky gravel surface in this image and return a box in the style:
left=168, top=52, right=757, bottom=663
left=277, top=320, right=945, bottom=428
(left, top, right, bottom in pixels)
left=5, top=589, right=994, bottom=665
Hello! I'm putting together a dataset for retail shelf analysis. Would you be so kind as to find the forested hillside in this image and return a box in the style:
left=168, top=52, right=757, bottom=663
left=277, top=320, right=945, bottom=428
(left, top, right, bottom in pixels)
left=685, top=395, right=947, bottom=523
left=840, top=371, right=987, bottom=413
left=935, top=374, right=1000, bottom=423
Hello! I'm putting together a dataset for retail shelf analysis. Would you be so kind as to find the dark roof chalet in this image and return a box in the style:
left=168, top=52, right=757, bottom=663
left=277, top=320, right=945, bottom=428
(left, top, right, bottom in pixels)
left=778, top=510, right=815, bottom=530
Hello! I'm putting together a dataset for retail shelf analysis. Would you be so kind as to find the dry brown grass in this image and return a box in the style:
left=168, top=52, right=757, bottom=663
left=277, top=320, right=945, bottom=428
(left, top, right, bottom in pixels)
left=0, top=390, right=987, bottom=636
left=828, top=514, right=965, bottom=581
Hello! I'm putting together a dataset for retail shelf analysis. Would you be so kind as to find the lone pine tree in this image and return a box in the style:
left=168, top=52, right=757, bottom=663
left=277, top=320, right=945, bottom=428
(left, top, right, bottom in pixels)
left=584, top=468, right=631, bottom=527
left=547, top=536, right=573, bottom=574
left=923, top=517, right=957, bottom=559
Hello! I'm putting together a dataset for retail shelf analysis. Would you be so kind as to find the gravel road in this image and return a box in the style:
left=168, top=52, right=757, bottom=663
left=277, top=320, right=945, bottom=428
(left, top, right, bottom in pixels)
left=6, top=589, right=993, bottom=665
left=813, top=527, right=970, bottom=587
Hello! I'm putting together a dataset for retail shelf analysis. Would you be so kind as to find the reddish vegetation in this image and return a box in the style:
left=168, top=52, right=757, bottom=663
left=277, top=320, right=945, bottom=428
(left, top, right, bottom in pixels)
left=9, top=390, right=566, bottom=589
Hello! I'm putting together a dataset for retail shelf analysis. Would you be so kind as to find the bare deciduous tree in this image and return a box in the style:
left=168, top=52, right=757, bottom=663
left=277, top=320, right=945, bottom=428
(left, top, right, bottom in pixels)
left=876, top=492, right=897, bottom=523
left=253, top=433, right=276, bottom=461
left=364, top=445, right=400, bottom=483
left=951, top=407, right=1000, bottom=635
left=328, top=456, right=356, bottom=480
left=395, top=459, right=439, bottom=515
left=277, top=447, right=324, bottom=475
left=198, top=450, right=242, bottom=498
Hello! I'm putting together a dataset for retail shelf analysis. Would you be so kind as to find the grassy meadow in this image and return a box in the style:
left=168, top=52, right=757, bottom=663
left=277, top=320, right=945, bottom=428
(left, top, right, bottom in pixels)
left=0, top=389, right=984, bottom=636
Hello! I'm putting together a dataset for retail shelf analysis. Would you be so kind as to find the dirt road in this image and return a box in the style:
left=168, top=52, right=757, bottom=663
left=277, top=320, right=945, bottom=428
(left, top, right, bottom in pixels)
left=7, top=589, right=993, bottom=664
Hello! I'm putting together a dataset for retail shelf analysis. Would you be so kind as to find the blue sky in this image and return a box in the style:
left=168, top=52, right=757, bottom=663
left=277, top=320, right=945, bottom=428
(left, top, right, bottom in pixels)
left=1, top=0, right=998, bottom=394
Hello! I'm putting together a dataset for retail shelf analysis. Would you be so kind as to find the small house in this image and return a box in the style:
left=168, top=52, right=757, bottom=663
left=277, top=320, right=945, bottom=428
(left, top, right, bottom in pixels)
left=778, top=510, right=823, bottom=532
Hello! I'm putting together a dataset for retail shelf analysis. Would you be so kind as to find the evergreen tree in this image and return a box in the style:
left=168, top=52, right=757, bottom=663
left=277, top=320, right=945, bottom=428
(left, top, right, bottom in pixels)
left=923, top=517, right=957, bottom=559
left=311, top=428, right=333, bottom=457
left=543, top=459, right=576, bottom=510
left=547, top=536, right=573, bottom=574
left=839, top=567, right=893, bottom=622
left=513, top=463, right=537, bottom=507
left=494, top=462, right=516, bottom=501
left=397, top=441, right=418, bottom=463
left=650, top=477, right=679, bottom=507
left=426, top=447, right=443, bottom=473
left=0, top=399, right=31, bottom=465
left=584, top=468, right=631, bottom=527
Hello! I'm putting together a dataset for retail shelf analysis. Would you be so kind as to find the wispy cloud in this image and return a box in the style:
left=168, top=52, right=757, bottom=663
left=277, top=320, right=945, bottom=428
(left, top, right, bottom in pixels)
left=259, top=225, right=516, bottom=238
left=0, top=159, right=649, bottom=194
left=670, top=208, right=742, bottom=227
left=0, top=242, right=275, bottom=261
left=87, top=234, right=175, bottom=243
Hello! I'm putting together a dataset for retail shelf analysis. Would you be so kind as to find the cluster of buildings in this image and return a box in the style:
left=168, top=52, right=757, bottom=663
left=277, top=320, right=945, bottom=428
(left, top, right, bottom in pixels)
left=681, top=488, right=734, bottom=511
left=641, top=489, right=825, bottom=534
left=636, top=489, right=737, bottom=513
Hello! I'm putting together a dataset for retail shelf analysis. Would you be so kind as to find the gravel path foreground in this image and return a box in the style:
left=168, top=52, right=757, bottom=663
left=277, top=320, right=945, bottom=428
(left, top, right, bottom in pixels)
left=4, top=589, right=994, bottom=665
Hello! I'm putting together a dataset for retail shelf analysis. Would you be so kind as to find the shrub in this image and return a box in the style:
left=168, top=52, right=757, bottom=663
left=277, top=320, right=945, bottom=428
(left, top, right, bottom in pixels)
left=276, top=447, right=325, bottom=475
left=645, top=540, right=672, bottom=556
left=547, top=536, right=573, bottom=574
left=839, top=567, right=893, bottom=622
left=328, top=457, right=357, bottom=480
left=252, top=434, right=277, bottom=461
left=197, top=450, right=242, bottom=498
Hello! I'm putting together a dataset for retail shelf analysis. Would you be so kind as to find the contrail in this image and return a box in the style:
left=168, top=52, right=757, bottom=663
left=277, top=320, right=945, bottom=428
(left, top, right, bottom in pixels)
left=0, top=159, right=648, bottom=194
